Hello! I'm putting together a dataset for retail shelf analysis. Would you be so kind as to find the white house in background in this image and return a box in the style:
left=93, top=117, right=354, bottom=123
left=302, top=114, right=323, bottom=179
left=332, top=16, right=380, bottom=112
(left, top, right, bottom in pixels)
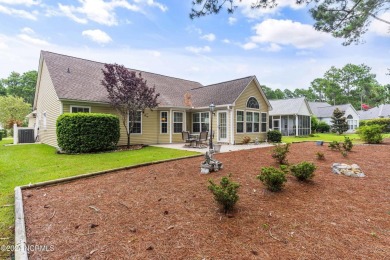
left=308, top=102, right=360, bottom=133
left=269, top=97, right=312, bottom=136
left=358, top=104, right=390, bottom=120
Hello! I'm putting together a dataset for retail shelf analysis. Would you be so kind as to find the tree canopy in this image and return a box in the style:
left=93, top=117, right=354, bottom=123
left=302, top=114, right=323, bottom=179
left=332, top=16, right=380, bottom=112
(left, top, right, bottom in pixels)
left=0, top=70, right=37, bottom=105
left=190, top=0, right=390, bottom=45
left=0, top=96, right=31, bottom=129
left=101, top=64, right=160, bottom=147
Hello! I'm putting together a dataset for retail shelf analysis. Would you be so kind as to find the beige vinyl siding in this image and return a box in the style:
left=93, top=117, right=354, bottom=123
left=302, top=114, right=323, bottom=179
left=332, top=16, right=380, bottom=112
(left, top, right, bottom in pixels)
left=234, top=81, right=268, bottom=143
left=63, top=102, right=164, bottom=145
left=36, top=61, right=62, bottom=147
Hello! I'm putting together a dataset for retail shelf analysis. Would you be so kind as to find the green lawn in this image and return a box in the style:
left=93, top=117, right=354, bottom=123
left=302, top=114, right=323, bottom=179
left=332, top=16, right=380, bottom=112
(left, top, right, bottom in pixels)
left=0, top=138, right=199, bottom=258
left=282, top=133, right=390, bottom=144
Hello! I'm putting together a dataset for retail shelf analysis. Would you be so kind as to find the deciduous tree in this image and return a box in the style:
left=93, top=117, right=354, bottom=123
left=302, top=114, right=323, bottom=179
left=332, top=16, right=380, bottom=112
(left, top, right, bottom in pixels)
left=0, top=96, right=31, bottom=129
left=1, top=71, right=37, bottom=105
left=101, top=64, right=160, bottom=148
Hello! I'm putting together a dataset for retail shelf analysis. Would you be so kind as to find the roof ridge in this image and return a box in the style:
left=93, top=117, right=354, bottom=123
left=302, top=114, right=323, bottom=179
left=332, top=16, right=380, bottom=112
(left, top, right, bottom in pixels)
left=198, top=75, right=254, bottom=89
left=269, top=97, right=305, bottom=101
left=41, top=50, right=202, bottom=85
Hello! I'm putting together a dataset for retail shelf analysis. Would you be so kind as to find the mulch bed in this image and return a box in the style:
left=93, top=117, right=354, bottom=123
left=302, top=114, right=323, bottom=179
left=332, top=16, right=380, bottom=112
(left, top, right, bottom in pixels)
left=23, top=140, right=390, bottom=259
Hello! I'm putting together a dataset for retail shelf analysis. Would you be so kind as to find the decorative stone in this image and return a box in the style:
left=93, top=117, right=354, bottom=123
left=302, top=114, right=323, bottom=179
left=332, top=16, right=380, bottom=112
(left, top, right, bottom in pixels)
left=200, top=150, right=223, bottom=174
left=332, top=163, right=365, bottom=177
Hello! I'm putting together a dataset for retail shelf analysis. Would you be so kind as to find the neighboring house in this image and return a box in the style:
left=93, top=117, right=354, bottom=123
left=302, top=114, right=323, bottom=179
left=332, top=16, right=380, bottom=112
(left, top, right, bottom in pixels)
left=308, top=102, right=360, bottom=132
left=358, top=104, right=390, bottom=120
left=31, top=51, right=272, bottom=147
left=269, top=97, right=312, bottom=136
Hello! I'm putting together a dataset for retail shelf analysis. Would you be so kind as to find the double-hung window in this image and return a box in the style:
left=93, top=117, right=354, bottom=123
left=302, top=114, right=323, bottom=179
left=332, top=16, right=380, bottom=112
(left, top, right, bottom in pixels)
left=261, top=113, right=267, bottom=132
left=192, top=112, right=209, bottom=133
left=160, top=111, right=168, bottom=134
left=236, top=111, right=244, bottom=133
left=129, top=111, right=142, bottom=134
left=71, top=106, right=90, bottom=113
left=173, top=112, right=183, bottom=133
left=246, top=111, right=260, bottom=133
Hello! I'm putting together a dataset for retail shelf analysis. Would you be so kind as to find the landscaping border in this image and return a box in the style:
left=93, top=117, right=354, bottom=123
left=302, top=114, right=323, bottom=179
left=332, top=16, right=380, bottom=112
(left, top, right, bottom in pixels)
left=14, top=153, right=203, bottom=260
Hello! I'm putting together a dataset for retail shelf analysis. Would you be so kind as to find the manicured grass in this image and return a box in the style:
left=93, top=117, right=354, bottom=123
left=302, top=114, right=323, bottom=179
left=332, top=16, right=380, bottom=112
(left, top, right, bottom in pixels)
left=282, top=133, right=390, bottom=144
left=0, top=138, right=199, bottom=258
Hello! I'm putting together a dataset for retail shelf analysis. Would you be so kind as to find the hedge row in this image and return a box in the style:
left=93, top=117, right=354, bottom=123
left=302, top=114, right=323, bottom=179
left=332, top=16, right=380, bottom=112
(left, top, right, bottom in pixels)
left=57, top=113, right=120, bottom=153
left=360, top=118, right=390, bottom=132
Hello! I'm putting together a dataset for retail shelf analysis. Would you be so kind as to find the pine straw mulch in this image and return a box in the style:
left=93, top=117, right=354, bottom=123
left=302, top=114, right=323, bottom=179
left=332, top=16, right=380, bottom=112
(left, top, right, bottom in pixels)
left=23, top=140, right=390, bottom=259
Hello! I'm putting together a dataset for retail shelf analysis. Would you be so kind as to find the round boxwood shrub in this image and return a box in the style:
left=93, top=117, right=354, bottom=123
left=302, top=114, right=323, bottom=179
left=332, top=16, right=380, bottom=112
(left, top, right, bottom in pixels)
left=357, top=124, right=384, bottom=144
left=290, top=161, right=316, bottom=181
left=317, top=121, right=330, bottom=133
left=267, top=130, right=282, bottom=143
left=57, top=113, right=120, bottom=153
left=257, top=166, right=287, bottom=192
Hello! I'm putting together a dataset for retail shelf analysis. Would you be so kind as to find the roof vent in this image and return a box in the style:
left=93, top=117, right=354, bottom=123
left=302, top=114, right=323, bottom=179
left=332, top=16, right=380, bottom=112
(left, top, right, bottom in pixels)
left=67, top=68, right=70, bottom=73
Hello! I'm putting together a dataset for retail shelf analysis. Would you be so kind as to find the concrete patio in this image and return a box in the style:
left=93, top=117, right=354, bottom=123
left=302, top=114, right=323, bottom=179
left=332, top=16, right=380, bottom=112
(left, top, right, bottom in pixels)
left=151, top=142, right=274, bottom=154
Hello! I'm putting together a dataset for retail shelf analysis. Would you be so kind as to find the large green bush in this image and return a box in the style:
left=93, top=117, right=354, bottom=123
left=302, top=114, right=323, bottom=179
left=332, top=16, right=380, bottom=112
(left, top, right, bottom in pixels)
left=0, top=129, right=7, bottom=138
left=208, top=176, right=240, bottom=214
left=357, top=125, right=384, bottom=144
left=267, top=130, right=282, bottom=143
left=257, top=167, right=287, bottom=192
left=290, top=161, right=316, bottom=181
left=360, top=118, right=390, bottom=133
left=57, top=113, right=120, bottom=153
left=317, top=121, right=330, bottom=133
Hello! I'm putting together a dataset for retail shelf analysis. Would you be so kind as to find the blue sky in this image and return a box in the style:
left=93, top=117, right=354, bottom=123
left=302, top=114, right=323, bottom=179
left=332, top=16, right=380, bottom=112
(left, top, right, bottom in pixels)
left=0, top=0, right=389, bottom=90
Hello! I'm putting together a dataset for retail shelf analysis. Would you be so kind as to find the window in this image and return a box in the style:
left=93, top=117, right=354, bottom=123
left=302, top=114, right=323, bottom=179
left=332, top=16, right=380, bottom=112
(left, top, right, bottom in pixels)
left=71, top=106, right=90, bottom=113
left=246, top=111, right=260, bottom=133
left=236, top=111, right=244, bottom=133
left=129, top=111, right=142, bottom=134
left=247, top=97, right=259, bottom=109
left=173, top=112, right=183, bottom=133
left=192, top=112, right=209, bottom=133
left=346, top=114, right=355, bottom=130
left=160, top=111, right=168, bottom=134
left=261, top=113, right=267, bottom=132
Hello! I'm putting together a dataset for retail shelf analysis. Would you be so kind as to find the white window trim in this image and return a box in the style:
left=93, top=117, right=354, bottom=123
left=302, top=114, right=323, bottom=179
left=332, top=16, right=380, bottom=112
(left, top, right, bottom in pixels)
left=70, top=105, right=91, bottom=113
left=160, top=111, right=168, bottom=134
left=192, top=111, right=210, bottom=133
left=236, top=109, right=245, bottom=134
left=128, top=110, right=142, bottom=135
left=261, top=112, right=267, bottom=133
left=173, top=111, right=184, bottom=134
left=246, top=111, right=260, bottom=133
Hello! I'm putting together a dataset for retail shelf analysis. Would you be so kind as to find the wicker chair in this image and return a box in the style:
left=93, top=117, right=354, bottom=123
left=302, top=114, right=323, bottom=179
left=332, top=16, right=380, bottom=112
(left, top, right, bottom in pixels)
left=182, top=131, right=196, bottom=147
left=196, top=131, right=208, bottom=148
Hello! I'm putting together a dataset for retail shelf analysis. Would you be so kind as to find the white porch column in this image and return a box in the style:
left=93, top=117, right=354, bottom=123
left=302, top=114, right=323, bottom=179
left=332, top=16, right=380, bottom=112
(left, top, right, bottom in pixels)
left=13, top=124, right=18, bottom=145
left=169, top=109, right=173, bottom=144
left=295, top=115, right=298, bottom=136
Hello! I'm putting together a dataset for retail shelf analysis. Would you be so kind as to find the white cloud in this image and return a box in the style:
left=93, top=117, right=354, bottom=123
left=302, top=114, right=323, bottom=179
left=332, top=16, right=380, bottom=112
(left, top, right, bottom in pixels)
left=17, top=34, right=49, bottom=46
left=0, top=4, right=37, bottom=20
left=148, top=50, right=161, bottom=57
left=222, top=39, right=230, bottom=44
left=0, top=0, right=40, bottom=6
left=201, top=33, right=216, bottom=42
left=58, top=0, right=140, bottom=26
left=228, top=17, right=237, bottom=25
left=186, top=25, right=202, bottom=35
left=21, top=27, right=34, bottom=34
left=241, top=42, right=258, bottom=50
left=261, top=43, right=282, bottom=52
left=185, top=46, right=211, bottom=54
left=82, top=29, right=112, bottom=44
left=135, top=0, right=168, bottom=12
left=250, top=19, right=331, bottom=49
left=236, top=0, right=305, bottom=19
left=370, top=12, right=390, bottom=37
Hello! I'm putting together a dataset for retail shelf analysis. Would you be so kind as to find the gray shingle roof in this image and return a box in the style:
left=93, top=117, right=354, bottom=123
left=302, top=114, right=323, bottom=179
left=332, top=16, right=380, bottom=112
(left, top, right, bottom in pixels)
left=316, top=104, right=351, bottom=118
left=269, top=97, right=308, bottom=115
left=308, top=102, right=331, bottom=116
left=358, top=104, right=390, bottom=120
left=41, top=51, right=259, bottom=108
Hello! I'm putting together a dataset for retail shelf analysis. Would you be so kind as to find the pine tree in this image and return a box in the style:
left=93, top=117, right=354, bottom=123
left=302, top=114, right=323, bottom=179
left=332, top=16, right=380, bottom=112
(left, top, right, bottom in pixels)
left=330, top=108, right=348, bottom=134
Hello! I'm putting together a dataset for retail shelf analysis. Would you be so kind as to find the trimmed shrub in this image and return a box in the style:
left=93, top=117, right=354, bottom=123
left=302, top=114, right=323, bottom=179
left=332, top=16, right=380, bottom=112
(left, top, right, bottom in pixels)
left=290, top=161, right=316, bottom=181
left=317, top=121, right=330, bottom=133
left=316, top=152, right=325, bottom=160
left=57, top=113, right=120, bottom=153
left=271, top=143, right=290, bottom=165
left=208, top=176, right=240, bottom=214
left=342, top=136, right=353, bottom=152
left=267, top=130, right=282, bottom=143
left=357, top=125, right=384, bottom=144
left=257, top=167, right=287, bottom=192
left=360, top=118, right=390, bottom=133
left=328, top=141, right=341, bottom=151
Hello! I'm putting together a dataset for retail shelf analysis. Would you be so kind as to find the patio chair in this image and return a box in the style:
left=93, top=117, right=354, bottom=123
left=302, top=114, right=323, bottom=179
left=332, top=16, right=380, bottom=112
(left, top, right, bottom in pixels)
left=196, top=131, right=208, bottom=148
left=182, top=131, right=196, bottom=147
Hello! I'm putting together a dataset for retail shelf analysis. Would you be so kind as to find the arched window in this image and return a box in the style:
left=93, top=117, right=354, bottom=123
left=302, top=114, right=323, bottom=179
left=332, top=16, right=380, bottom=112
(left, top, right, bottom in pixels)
left=247, top=97, right=259, bottom=109
left=347, top=114, right=353, bottom=119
